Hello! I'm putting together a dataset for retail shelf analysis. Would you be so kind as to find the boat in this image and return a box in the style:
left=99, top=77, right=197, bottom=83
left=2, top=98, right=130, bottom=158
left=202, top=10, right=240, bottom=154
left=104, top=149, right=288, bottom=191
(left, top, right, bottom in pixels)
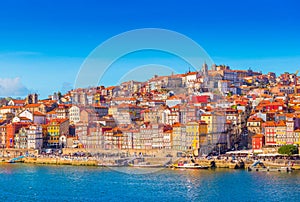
left=8, top=155, right=26, bottom=163
left=172, top=161, right=209, bottom=169
left=247, top=160, right=292, bottom=172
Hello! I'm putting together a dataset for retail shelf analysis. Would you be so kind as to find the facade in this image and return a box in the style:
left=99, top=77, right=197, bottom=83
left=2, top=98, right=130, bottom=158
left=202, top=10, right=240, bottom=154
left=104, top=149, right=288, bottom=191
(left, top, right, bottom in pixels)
left=263, top=121, right=277, bottom=146
left=166, top=96, right=183, bottom=108
left=186, top=121, right=200, bottom=150
left=47, top=119, right=69, bottom=147
left=14, top=127, right=28, bottom=149
left=33, top=111, right=46, bottom=124
left=163, top=130, right=172, bottom=149
left=172, top=122, right=182, bottom=151
left=69, top=105, right=81, bottom=124
left=8, top=99, right=26, bottom=106
left=25, top=103, right=46, bottom=114
left=80, top=109, right=98, bottom=124
left=294, top=129, right=300, bottom=145
left=93, top=105, right=109, bottom=118
left=142, top=109, right=160, bottom=124
left=252, top=134, right=265, bottom=153
left=276, top=121, right=287, bottom=145
left=27, top=125, right=43, bottom=150
left=55, top=104, right=70, bottom=119
left=0, top=124, right=7, bottom=148
left=6, top=122, right=30, bottom=148
left=247, top=117, right=263, bottom=134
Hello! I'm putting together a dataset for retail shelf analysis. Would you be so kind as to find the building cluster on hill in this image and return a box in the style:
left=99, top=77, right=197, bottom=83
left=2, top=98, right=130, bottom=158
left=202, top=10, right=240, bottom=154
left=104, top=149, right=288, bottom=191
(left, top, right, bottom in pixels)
left=0, top=64, right=299, bottom=155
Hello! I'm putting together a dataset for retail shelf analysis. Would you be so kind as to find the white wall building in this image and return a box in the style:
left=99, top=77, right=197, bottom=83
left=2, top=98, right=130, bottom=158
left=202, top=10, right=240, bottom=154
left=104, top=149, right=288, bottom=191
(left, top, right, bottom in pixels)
left=69, top=105, right=81, bottom=124
left=27, top=125, right=43, bottom=150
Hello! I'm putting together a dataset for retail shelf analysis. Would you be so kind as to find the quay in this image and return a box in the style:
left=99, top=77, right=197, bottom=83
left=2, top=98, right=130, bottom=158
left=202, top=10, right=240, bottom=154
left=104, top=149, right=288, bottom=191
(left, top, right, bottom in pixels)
left=1, top=157, right=298, bottom=171
left=1, top=148, right=300, bottom=170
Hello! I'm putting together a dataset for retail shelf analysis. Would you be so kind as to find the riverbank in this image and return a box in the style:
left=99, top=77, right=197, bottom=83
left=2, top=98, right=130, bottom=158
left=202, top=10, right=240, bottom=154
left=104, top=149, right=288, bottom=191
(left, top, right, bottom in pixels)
left=2, top=156, right=300, bottom=170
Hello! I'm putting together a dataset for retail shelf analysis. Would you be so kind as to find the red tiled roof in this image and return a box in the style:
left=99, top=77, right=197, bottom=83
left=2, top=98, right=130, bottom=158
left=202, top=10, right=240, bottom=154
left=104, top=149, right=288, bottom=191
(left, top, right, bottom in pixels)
left=276, top=120, right=286, bottom=127
left=263, top=121, right=276, bottom=127
left=247, top=117, right=263, bottom=122
left=11, top=99, right=26, bottom=104
left=33, top=111, right=46, bottom=116
left=252, top=134, right=264, bottom=138
left=0, top=106, right=21, bottom=109
left=25, top=103, right=42, bottom=108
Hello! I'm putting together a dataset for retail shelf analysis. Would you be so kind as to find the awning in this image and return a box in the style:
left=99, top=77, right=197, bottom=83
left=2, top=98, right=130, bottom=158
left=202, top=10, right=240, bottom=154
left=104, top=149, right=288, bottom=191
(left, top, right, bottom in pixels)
left=226, top=150, right=253, bottom=155
left=257, top=153, right=280, bottom=157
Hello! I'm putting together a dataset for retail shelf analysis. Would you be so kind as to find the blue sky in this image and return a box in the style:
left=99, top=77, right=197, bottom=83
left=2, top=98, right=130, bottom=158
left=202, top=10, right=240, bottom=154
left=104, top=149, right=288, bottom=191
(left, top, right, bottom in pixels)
left=0, top=0, right=299, bottom=98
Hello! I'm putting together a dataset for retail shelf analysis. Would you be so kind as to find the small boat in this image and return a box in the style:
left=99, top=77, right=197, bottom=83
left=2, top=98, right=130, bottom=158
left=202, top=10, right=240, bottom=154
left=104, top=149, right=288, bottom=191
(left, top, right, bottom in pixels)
left=8, top=155, right=26, bottom=163
left=247, top=160, right=292, bottom=172
left=173, top=161, right=209, bottom=169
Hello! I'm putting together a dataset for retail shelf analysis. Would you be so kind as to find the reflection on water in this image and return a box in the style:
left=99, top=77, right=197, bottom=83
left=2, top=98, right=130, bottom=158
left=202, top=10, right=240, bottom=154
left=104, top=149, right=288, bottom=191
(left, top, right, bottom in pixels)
left=0, top=164, right=300, bottom=201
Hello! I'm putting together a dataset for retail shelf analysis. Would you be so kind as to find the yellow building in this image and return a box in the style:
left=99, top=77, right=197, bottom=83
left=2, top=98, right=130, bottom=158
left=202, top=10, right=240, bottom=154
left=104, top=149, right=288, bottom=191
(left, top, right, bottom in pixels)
left=94, top=92, right=101, bottom=104
left=171, top=122, right=182, bottom=151
left=199, top=121, right=208, bottom=146
left=294, top=129, right=300, bottom=145
left=201, top=114, right=212, bottom=145
left=47, top=118, right=69, bottom=147
left=201, top=114, right=212, bottom=134
left=185, top=121, right=208, bottom=150
left=275, top=120, right=286, bottom=145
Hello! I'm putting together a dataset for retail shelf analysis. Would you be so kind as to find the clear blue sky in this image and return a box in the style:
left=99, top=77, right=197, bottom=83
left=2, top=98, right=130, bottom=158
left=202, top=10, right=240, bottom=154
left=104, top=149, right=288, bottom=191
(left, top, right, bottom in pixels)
left=0, top=0, right=299, bottom=98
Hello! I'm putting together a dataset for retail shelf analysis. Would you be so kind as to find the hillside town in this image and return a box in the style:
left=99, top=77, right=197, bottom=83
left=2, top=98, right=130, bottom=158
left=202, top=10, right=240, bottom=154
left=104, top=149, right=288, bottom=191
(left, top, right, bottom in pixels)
left=0, top=63, right=300, bottom=157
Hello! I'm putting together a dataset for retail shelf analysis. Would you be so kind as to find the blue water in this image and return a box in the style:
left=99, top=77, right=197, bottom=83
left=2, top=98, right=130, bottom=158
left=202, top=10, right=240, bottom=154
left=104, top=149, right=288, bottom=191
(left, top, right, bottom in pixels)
left=0, top=164, right=300, bottom=201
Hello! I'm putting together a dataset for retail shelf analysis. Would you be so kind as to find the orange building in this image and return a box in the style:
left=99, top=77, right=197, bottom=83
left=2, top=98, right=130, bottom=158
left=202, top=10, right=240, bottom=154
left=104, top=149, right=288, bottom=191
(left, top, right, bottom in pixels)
left=252, top=134, right=265, bottom=153
left=6, top=122, right=30, bottom=148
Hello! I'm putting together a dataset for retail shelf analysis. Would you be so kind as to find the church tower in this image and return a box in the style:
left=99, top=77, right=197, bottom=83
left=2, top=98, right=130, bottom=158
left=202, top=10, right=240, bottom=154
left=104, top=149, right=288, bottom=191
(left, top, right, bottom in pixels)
left=202, top=62, right=208, bottom=77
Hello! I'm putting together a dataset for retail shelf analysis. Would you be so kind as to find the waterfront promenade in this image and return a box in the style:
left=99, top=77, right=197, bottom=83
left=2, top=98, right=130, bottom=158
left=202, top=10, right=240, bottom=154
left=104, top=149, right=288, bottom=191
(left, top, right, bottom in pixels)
left=1, top=149, right=300, bottom=170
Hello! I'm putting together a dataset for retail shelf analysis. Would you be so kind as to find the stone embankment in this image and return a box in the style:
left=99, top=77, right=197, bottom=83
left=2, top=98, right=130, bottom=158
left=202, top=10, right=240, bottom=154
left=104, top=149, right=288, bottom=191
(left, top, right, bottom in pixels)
left=24, top=157, right=98, bottom=166
left=1, top=156, right=300, bottom=170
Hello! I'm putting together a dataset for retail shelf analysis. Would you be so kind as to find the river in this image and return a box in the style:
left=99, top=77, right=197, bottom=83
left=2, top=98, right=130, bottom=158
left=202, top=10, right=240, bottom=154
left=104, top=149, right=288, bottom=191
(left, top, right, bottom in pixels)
left=0, top=164, right=299, bottom=201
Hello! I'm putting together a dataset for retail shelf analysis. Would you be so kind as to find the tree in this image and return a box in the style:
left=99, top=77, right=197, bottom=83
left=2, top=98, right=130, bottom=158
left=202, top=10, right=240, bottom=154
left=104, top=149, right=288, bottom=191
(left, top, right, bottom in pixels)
left=278, top=145, right=298, bottom=156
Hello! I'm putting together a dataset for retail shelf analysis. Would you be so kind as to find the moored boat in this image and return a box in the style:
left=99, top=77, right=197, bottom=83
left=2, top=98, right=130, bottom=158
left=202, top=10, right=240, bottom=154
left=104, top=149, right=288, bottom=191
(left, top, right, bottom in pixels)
left=173, top=161, right=209, bottom=169
left=247, top=160, right=292, bottom=172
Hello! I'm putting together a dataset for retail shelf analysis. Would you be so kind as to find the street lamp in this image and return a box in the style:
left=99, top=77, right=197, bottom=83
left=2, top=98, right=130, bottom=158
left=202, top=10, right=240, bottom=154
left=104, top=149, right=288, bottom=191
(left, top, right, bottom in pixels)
left=234, top=143, right=238, bottom=151
left=218, top=143, right=221, bottom=156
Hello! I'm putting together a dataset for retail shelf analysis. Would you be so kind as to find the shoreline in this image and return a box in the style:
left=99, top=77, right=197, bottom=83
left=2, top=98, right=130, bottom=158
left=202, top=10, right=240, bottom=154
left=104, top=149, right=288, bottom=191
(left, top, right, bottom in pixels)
left=2, top=157, right=300, bottom=170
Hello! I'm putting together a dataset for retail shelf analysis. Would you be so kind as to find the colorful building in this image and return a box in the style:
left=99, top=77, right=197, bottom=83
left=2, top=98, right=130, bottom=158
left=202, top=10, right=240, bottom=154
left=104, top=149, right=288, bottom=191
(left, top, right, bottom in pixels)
left=252, top=134, right=265, bottom=153
left=47, top=118, right=69, bottom=147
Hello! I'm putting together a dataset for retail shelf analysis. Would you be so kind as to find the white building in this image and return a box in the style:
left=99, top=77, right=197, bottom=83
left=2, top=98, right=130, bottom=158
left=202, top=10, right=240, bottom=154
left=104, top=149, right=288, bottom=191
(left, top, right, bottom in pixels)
left=166, top=96, right=183, bottom=108
left=16, top=109, right=46, bottom=124
left=69, top=105, right=81, bottom=124
left=27, top=125, right=43, bottom=150
left=184, top=72, right=197, bottom=87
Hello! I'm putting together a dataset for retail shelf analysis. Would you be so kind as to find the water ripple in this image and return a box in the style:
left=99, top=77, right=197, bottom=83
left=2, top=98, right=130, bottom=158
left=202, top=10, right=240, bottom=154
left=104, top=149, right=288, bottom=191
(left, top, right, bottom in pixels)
left=0, top=164, right=300, bottom=201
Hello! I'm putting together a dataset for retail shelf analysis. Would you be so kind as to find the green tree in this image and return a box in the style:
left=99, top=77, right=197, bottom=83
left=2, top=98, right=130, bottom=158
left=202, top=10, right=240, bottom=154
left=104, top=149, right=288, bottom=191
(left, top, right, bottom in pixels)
left=278, top=145, right=298, bottom=156
left=231, top=105, right=237, bottom=110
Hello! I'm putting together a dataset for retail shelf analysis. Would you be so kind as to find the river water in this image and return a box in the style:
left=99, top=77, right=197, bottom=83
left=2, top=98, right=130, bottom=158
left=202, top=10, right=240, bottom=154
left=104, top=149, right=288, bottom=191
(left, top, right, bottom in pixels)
left=0, top=164, right=299, bottom=201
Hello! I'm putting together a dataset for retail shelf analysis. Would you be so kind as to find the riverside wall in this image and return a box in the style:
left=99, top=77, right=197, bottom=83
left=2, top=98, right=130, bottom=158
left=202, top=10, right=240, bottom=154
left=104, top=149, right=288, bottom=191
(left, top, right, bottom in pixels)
left=1, top=157, right=300, bottom=170
left=1, top=148, right=300, bottom=170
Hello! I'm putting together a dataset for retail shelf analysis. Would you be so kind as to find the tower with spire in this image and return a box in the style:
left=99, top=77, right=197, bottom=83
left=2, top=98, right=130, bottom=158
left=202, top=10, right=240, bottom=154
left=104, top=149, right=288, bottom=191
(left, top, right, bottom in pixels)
left=202, top=62, right=208, bottom=77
